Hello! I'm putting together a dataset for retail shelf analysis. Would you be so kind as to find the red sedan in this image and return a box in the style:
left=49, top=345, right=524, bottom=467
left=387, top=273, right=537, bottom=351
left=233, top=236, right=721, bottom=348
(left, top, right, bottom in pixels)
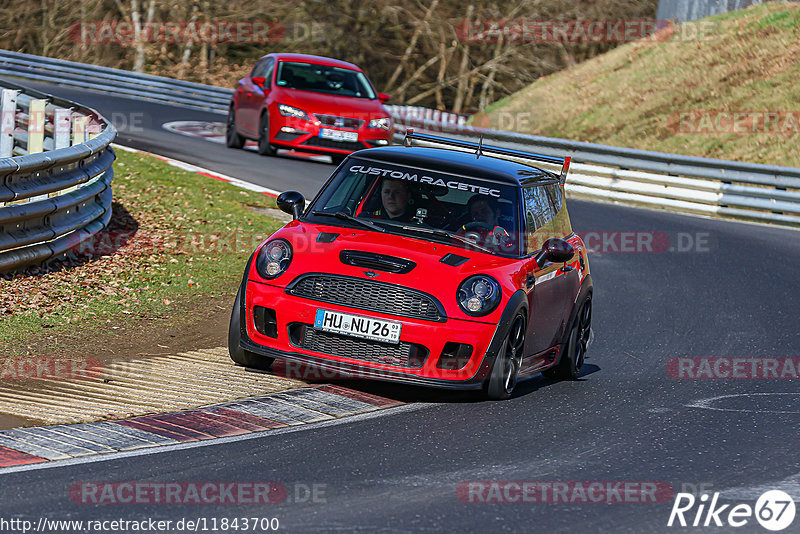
left=226, top=53, right=393, bottom=164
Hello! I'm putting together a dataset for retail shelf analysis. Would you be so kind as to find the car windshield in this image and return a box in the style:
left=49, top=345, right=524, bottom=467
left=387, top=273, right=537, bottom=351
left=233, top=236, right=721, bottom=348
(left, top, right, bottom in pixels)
left=275, top=62, right=376, bottom=99
left=306, top=158, right=522, bottom=257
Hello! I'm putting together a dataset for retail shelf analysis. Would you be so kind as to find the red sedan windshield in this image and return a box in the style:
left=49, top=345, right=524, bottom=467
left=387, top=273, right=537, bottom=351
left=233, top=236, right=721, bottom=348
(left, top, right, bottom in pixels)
left=276, top=62, right=377, bottom=99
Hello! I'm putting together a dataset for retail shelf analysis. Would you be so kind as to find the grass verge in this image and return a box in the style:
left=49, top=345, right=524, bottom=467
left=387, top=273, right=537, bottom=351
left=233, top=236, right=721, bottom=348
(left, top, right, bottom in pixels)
left=0, top=148, right=282, bottom=356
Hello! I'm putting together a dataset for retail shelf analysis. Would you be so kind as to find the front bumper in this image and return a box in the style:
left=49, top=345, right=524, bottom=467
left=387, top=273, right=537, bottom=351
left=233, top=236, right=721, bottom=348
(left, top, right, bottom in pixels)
left=269, top=114, right=391, bottom=155
left=242, top=280, right=500, bottom=390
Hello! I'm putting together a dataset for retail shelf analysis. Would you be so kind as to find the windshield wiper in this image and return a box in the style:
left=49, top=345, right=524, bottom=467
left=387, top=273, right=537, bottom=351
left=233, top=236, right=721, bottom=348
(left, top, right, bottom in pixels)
left=311, top=211, right=385, bottom=232
left=400, top=225, right=494, bottom=255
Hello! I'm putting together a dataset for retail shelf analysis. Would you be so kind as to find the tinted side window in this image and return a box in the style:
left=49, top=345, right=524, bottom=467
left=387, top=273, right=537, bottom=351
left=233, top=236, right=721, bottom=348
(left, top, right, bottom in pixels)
left=523, top=183, right=563, bottom=253
left=544, top=183, right=562, bottom=214
left=523, top=185, right=555, bottom=233
left=251, top=58, right=274, bottom=86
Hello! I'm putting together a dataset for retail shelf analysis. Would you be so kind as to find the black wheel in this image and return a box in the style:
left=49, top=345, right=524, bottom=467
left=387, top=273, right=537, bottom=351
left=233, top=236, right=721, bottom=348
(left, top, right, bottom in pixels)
left=228, top=287, right=274, bottom=370
left=225, top=106, right=245, bottom=149
left=543, top=298, right=591, bottom=380
left=485, top=313, right=526, bottom=400
left=257, top=113, right=277, bottom=156
left=330, top=153, right=347, bottom=165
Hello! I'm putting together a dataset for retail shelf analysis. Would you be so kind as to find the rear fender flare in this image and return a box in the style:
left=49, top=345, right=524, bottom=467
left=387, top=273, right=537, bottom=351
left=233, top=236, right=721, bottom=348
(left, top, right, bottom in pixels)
left=554, top=273, right=593, bottom=365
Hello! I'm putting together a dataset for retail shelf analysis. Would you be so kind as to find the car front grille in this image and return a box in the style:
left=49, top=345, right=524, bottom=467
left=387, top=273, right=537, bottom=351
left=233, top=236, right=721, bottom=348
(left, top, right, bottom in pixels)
left=302, top=137, right=366, bottom=151
left=287, top=274, right=445, bottom=322
left=289, top=323, right=428, bottom=369
left=314, top=114, right=365, bottom=130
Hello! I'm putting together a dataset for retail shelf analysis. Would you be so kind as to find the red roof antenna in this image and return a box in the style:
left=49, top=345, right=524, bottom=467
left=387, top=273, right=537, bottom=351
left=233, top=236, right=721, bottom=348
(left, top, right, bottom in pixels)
left=559, top=156, right=571, bottom=185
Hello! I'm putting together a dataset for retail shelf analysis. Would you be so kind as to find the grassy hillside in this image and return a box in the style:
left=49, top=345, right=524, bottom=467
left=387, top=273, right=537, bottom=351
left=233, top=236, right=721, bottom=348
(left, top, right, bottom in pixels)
left=478, top=2, right=800, bottom=166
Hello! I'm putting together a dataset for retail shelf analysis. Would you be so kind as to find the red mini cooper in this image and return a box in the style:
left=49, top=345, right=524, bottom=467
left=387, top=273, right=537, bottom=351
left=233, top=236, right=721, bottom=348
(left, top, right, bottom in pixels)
left=226, top=53, right=392, bottom=164
left=229, top=132, right=593, bottom=399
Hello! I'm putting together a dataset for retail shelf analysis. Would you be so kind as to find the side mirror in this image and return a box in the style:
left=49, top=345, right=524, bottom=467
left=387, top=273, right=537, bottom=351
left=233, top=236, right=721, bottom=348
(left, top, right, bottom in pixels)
left=252, top=76, right=266, bottom=89
left=277, top=191, right=305, bottom=220
left=378, top=92, right=391, bottom=103
left=535, top=238, right=574, bottom=268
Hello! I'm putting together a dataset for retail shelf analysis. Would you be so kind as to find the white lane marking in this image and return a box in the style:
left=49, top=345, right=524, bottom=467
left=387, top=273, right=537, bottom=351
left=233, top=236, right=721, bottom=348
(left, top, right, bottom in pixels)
left=0, top=402, right=432, bottom=475
left=112, top=143, right=282, bottom=197
left=687, top=392, right=800, bottom=414
left=162, top=121, right=226, bottom=143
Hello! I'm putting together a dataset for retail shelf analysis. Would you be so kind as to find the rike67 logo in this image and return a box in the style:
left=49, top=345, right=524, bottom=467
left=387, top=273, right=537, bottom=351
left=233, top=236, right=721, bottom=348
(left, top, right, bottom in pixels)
left=668, top=490, right=796, bottom=531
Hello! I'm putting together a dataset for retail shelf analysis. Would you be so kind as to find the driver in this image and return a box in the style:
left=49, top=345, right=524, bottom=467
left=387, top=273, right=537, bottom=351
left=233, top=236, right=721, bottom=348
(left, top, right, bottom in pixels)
left=463, top=194, right=500, bottom=229
left=459, top=195, right=515, bottom=252
left=371, top=178, right=415, bottom=222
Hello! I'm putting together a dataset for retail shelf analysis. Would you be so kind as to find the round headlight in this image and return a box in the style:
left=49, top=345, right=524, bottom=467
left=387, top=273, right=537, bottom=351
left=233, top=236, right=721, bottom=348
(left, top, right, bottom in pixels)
left=457, top=275, right=502, bottom=317
left=255, top=239, right=293, bottom=280
left=473, top=280, right=490, bottom=298
left=268, top=244, right=284, bottom=261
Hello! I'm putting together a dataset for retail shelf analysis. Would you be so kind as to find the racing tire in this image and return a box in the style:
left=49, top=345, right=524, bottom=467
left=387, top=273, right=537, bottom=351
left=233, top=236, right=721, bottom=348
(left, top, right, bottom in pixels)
left=542, top=298, right=591, bottom=380
left=225, top=106, right=245, bottom=149
left=228, top=287, right=274, bottom=370
left=257, top=113, right=277, bottom=156
left=485, top=313, right=526, bottom=400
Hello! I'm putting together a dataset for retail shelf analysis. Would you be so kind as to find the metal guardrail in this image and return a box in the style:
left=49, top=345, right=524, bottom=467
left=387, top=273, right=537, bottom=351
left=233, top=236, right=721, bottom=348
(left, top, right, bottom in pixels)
left=0, top=50, right=231, bottom=114
left=391, top=115, right=800, bottom=227
left=0, top=78, right=116, bottom=273
left=2, top=49, right=798, bottom=227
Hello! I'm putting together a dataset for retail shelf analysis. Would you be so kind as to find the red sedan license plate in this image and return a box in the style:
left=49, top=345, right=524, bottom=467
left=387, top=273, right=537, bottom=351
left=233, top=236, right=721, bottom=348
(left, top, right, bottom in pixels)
left=319, top=128, right=358, bottom=142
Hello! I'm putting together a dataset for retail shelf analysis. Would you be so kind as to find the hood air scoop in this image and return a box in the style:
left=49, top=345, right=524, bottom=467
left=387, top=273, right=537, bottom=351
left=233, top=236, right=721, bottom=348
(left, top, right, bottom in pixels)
left=316, top=232, right=340, bottom=243
left=440, top=253, right=469, bottom=267
left=340, top=250, right=416, bottom=274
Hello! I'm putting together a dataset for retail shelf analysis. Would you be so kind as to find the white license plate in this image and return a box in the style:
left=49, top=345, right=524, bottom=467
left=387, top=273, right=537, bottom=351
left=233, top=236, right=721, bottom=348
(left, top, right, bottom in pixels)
left=319, top=128, right=358, bottom=142
left=314, top=309, right=401, bottom=344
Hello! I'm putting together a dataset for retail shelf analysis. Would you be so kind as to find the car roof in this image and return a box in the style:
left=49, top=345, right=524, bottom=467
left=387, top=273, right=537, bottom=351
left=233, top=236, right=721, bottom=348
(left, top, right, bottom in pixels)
left=267, top=53, right=362, bottom=72
left=350, top=146, right=557, bottom=187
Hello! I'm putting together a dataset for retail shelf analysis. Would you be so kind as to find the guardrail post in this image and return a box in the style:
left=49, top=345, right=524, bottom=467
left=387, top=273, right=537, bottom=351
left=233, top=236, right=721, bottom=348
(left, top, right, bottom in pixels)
left=27, top=98, right=46, bottom=154
left=0, top=88, right=18, bottom=158
left=54, top=108, right=71, bottom=149
left=72, top=115, right=87, bottom=145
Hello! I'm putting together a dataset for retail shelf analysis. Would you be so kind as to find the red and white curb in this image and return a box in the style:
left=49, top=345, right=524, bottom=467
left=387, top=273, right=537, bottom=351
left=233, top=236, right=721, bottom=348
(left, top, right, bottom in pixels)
left=0, top=385, right=402, bottom=468
left=112, top=143, right=281, bottom=198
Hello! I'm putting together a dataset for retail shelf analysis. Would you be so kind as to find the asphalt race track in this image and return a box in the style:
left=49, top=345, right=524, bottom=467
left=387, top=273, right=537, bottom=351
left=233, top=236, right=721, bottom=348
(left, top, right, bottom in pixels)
left=2, top=82, right=799, bottom=533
